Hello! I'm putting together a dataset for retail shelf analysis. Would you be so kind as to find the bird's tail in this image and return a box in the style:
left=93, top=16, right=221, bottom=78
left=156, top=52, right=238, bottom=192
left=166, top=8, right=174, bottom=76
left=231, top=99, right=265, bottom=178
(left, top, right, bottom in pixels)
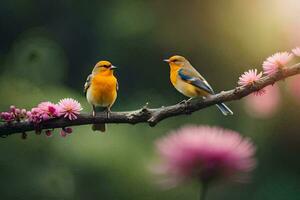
left=92, top=123, right=106, bottom=132
left=216, top=103, right=233, bottom=116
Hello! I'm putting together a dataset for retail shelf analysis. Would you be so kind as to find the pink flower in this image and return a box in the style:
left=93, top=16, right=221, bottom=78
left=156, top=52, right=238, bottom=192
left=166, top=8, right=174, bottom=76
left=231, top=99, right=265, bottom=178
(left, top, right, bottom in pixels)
left=154, top=126, right=256, bottom=187
left=0, top=112, right=15, bottom=122
left=292, top=47, right=300, bottom=57
left=1, top=106, right=29, bottom=123
left=58, top=98, right=82, bottom=120
left=244, top=85, right=280, bottom=118
left=238, top=69, right=263, bottom=86
left=38, top=101, right=59, bottom=120
left=238, top=69, right=265, bottom=96
left=27, top=107, right=43, bottom=124
left=28, top=103, right=56, bottom=124
left=262, top=52, right=293, bottom=76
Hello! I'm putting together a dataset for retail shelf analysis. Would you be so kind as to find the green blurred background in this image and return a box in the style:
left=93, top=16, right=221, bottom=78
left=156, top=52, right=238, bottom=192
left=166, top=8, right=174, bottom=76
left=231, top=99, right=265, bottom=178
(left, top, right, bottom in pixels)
left=1, top=0, right=300, bottom=199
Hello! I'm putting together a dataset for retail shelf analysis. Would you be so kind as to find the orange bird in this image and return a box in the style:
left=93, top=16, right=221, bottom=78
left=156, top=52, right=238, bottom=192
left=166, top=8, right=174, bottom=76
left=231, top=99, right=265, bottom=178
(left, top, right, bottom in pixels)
left=84, top=60, right=118, bottom=132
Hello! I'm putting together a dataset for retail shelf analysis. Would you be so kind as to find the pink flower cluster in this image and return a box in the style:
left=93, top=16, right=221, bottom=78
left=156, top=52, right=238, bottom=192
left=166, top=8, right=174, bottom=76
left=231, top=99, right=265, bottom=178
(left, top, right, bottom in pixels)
left=238, top=47, right=300, bottom=88
left=25, top=98, right=82, bottom=123
left=0, top=106, right=27, bottom=123
left=237, top=47, right=300, bottom=117
left=27, top=102, right=60, bottom=124
left=154, top=126, right=256, bottom=187
left=0, top=98, right=82, bottom=138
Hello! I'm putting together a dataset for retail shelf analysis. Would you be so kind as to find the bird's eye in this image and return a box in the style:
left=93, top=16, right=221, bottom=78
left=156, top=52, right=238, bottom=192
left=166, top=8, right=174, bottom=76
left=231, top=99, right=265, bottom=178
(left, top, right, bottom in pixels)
left=172, top=59, right=178, bottom=62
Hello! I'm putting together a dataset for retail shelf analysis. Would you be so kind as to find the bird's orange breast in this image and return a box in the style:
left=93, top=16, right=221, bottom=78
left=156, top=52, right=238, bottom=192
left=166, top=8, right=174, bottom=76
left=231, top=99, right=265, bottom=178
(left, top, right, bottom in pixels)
left=88, top=73, right=117, bottom=107
left=170, top=65, right=180, bottom=86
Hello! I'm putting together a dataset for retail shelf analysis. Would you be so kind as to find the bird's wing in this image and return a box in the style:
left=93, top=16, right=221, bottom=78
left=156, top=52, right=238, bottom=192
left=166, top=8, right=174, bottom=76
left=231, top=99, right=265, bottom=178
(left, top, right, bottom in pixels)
left=178, top=68, right=215, bottom=94
left=116, top=80, right=119, bottom=91
left=84, top=74, right=92, bottom=95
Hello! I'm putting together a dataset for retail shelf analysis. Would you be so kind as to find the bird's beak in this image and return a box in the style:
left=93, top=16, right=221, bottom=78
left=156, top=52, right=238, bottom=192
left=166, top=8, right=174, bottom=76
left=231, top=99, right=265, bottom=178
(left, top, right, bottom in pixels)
left=163, top=59, right=170, bottom=63
left=110, top=65, right=117, bottom=70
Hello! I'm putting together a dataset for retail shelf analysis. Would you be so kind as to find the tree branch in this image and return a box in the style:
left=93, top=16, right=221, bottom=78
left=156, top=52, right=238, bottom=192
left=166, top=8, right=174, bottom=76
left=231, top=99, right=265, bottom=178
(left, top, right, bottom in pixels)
left=1, top=63, right=300, bottom=137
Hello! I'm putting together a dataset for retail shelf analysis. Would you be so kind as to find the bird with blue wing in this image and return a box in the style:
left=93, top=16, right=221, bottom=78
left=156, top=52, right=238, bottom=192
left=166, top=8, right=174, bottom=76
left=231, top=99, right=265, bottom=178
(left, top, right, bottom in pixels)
left=164, top=55, right=233, bottom=115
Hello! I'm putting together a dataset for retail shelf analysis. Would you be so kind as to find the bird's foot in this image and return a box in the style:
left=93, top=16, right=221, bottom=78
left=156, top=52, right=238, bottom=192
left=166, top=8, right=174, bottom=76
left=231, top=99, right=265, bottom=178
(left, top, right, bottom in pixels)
left=106, top=108, right=111, bottom=119
left=179, top=99, right=187, bottom=105
left=92, top=106, right=96, bottom=117
left=179, top=98, right=193, bottom=106
left=187, top=97, right=193, bottom=102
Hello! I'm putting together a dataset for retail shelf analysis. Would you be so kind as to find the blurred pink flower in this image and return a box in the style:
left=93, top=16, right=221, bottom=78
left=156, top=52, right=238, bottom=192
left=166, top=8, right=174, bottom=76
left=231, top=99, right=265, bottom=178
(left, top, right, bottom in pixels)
left=262, top=52, right=293, bottom=76
left=154, top=126, right=256, bottom=187
left=238, top=69, right=265, bottom=96
left=292, top=47, right=300, bottom=57
left=38, top=101, right=59, bottom=120
left=58, top=98, right=82, bottom=120
left=286, top=75, right=300, bottom=102
left=244, top=85, right=281, bottom=118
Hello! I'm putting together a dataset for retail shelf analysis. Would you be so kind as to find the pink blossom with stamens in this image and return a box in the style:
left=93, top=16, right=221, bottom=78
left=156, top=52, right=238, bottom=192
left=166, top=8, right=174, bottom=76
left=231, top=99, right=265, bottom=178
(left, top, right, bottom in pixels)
left=58, top=98, right=82, bottom=120
left=38, top=101, right=59, bottom=120
left=292, top=47, right=300, bottom=57
left=244, top=85, right=280, bottom=118
left=153, top=126, right=256, bottom=187
left=262, top=52, right=293, bottom=76
left=238, top=69, right=265, bottom=96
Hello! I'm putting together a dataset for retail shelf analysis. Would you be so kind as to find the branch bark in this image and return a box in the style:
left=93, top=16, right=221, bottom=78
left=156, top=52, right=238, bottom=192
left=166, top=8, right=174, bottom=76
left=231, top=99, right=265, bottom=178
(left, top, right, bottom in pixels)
left=1, top=63, right=300, bottom=137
